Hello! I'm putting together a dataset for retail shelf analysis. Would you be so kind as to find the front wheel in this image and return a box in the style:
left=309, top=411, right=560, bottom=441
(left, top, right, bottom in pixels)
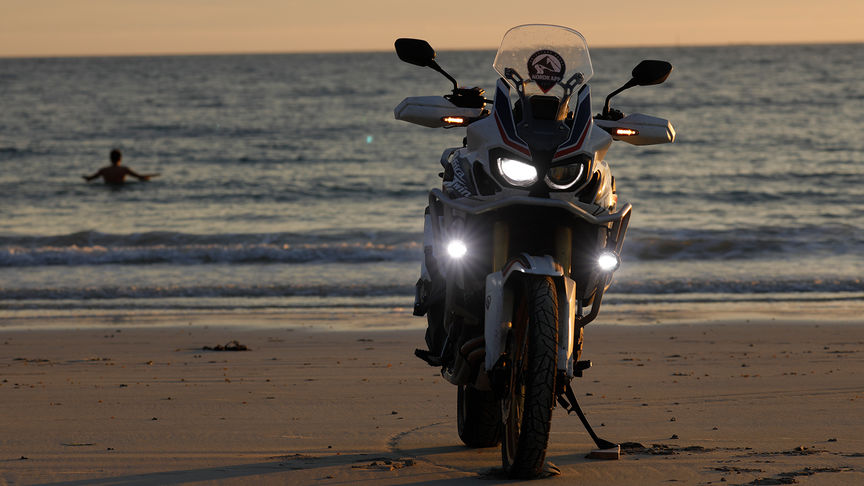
left=501, top=276, right=558, bottom=478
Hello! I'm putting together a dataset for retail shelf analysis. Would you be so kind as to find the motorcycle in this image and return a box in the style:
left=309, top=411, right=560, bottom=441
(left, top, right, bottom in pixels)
left=394, top=24, right=675, bottom=478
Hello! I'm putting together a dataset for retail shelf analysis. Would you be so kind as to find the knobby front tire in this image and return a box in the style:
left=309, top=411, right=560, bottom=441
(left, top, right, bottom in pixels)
left=501, top=275, right=558, bottom=478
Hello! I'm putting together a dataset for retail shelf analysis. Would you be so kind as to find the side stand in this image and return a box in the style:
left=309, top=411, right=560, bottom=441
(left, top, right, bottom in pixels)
left=556, top=379, right=620, bottom=460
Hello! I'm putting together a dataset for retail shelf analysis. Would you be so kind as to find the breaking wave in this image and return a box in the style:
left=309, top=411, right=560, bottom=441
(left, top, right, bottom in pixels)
left=1, top=224, right=860, bottom=268
left=0, top=230, right=422, bottom=267
left=1, top=278, right=860, bottom=302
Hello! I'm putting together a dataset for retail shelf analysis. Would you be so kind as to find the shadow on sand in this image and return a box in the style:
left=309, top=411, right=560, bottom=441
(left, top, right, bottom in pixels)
left=32, top=448, right=475, bottom=486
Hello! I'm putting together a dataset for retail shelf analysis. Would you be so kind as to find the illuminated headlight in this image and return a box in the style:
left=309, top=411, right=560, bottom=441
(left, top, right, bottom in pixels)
left=545, top=163, right=585, bottom=190
left=597, top=251, right=620, bottom=272
left=447, top=240, right=468, bottom=259
left=497, top=157, right=538, bottom=186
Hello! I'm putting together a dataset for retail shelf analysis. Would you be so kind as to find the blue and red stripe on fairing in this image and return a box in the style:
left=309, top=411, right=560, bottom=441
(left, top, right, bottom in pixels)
left=492, top=79, right=531, bottom=156
left=553, top=86, right=592, bottom=159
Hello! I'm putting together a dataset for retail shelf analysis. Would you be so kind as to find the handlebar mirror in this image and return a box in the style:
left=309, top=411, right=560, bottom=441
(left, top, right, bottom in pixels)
left=632, top=60, right=673, bottom=86
left=600, top=60, right=674, bottom=119
left=395, top=38, right=436, bottom=67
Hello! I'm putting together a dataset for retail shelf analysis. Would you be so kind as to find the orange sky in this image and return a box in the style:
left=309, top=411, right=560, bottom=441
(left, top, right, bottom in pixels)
left=1, top=0, right=862, bottom=57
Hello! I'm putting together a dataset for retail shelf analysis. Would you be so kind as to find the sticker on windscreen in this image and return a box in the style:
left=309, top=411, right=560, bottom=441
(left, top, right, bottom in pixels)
left=527, top=50, right=566, bottom=93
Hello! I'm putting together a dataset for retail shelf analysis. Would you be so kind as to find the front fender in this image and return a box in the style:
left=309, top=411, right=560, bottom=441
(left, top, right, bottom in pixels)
left=484, top=254, right=578, bottom=378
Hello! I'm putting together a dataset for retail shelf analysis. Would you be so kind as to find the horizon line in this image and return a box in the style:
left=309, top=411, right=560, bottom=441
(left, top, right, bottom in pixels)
left=1, top=38, right=862, bottom=60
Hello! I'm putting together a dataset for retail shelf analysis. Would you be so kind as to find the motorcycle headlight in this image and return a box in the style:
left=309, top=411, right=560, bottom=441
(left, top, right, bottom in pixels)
left=597, top=251, right=620, bottom=272
left=446, top=239, right=467, bottom=259
left=497, top=157, right=538, bottom=187
left=545, top=162, right=585, bottom=190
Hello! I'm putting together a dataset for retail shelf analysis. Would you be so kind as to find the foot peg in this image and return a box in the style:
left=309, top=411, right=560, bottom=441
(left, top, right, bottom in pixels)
left=575, top=360, right=591, bottom=377
left=414, top=348, right=442, bottom=367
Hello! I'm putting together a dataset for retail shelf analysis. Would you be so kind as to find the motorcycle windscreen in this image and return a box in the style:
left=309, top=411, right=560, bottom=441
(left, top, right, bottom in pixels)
left=493, top=24, right=594, bottom=99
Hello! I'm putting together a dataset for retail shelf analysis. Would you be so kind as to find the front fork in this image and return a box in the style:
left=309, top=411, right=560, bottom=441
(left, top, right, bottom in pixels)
left=484, top=257, right=581, bottom=380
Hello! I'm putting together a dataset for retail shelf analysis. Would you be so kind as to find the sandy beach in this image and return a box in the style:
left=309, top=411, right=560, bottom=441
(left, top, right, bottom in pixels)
left=2, top=9, right=862, bottom=485
left=2, top=307, right=863, bottom=485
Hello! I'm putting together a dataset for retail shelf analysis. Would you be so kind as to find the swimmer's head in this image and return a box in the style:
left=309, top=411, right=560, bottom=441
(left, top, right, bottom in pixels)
left=110, top=149, right=122, bottom=165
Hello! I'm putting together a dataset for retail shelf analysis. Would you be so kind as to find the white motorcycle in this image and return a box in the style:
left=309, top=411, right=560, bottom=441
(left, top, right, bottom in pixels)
left=395, top=24, right=675, bottom=478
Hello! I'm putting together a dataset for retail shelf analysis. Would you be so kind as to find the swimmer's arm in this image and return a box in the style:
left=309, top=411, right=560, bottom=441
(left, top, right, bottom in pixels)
left=125, top=167, right=159, bottom=181
left=82, top=169, right=103, bottom=181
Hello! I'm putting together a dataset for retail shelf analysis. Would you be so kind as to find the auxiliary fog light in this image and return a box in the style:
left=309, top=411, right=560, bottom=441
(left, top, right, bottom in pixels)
left=597, top=251, right=620, bottom=272
left=447, top=240, right=468, bottom=259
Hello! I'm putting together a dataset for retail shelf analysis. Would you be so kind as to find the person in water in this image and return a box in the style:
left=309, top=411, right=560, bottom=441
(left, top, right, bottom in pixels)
left=83, top=149, right=159, bottom=184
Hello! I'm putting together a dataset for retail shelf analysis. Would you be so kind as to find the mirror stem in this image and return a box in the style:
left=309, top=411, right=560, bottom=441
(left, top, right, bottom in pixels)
left=602, top=78, right=637, bottom=117
left=429, top=60, right=459, bottom=91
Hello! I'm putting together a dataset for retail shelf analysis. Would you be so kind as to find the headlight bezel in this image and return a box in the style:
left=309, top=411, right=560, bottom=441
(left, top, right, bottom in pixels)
left=545, top=162, right=585, bottom=190
left=545, top=153, right=592, bottom=191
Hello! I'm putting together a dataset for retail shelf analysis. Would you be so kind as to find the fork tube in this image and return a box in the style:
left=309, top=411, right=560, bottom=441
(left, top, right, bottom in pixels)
left=555, top=225, right=572, bottom=277
left=493, top=221, right=509, bottom=272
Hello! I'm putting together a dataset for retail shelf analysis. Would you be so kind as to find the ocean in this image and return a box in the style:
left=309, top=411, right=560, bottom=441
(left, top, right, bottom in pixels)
left=1, top=43, right=862, bottom=322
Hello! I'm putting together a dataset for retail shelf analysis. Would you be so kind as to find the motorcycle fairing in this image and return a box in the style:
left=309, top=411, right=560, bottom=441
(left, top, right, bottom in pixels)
left=553, top=86, right=593, bottom=160
left=492, top=79, right=530, bottom=156
left=490, top=78, right=595, bottom=184
left=484, top=254, right=579, bottom=379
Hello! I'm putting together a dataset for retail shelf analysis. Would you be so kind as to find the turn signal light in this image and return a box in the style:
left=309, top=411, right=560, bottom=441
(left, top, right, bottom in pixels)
left=615, top=128, right=639, bottom=136
left=442, top=116, right=467, bottom=125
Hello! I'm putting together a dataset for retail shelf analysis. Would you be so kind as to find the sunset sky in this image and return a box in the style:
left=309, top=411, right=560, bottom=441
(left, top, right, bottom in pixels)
left=1, top=0, right=862, bottom=57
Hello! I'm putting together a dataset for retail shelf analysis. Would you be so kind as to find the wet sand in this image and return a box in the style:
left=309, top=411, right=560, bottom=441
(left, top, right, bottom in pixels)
left=1, top=309, right=863, bottom=485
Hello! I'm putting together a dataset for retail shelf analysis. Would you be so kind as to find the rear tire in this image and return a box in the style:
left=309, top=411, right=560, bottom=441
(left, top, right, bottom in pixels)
left=457, top=385, right=502, bottom=448
left=501, top=276, right=558, bottom=478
